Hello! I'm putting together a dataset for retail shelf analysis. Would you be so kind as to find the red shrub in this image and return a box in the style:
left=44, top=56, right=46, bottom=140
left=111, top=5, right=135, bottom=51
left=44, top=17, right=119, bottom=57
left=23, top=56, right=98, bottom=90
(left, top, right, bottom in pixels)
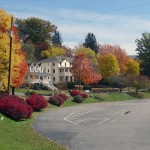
left=49, top=95, right=64, bottom=107
left=57, top=93, right=68, bottom=101
left=0, top=94, right=33, bottom=121
left=26, top=94, right=48, bottom=111
left=80, top=92, right=88, bottom=98
left=70, top=90, right=88, bottom=99
left=70, top=90, right=80, bottom=97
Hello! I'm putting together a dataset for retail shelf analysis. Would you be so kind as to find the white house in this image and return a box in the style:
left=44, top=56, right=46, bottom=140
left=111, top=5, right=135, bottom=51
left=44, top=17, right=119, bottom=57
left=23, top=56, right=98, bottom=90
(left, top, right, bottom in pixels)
left=25, top=56, right=74, bottom=91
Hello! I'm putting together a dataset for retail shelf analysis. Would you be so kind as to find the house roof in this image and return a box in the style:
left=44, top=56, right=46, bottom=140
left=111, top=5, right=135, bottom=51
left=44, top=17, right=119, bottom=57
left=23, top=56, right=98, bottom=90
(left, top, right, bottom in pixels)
left=38, top=56, right=73, bottom=63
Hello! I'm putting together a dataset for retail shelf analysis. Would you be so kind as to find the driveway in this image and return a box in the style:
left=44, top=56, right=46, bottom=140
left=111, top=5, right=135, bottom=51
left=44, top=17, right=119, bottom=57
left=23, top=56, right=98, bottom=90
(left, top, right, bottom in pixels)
left=33, top=99, right=150, bottom=150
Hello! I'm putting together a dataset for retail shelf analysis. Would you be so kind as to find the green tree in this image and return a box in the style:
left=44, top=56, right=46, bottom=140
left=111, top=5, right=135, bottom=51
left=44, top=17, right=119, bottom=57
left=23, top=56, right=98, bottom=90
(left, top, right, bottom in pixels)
left=52, top=30, right=62, bottom=46
left=130, top=75, right=150, bottom=93
left=136, top=32, right=150, bottom=76
left=16, top=17, right=56, bottom=44
left=22, top=43, right=35, bottom=62
left=98, top=54, right=120, bottom=79
left=83, top=33, right=98, bottom=54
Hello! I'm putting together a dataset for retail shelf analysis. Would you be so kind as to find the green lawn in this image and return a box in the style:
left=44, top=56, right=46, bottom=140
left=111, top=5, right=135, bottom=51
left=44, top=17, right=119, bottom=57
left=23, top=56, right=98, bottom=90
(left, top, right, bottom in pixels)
left=62, top=97, right=99, bottom=107
left=62, top=92, right=135, bottom=107
left=0, top=112, right=67, bottom=150
left=140, top=92, right=150, bottom=98
left=100, top=93, right=135, bottom=102
left=15, top=88, right=54, bottom=95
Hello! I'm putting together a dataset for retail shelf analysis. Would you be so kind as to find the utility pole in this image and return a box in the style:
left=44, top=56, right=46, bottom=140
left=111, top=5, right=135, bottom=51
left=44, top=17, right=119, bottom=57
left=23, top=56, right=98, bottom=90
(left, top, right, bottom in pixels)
left=7, top=16, right=13, bottom=94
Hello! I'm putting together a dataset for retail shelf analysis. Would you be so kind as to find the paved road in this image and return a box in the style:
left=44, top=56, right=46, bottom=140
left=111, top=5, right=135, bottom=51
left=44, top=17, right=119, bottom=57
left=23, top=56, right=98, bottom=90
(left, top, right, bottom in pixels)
left=33, top=99, right=150, bottom=150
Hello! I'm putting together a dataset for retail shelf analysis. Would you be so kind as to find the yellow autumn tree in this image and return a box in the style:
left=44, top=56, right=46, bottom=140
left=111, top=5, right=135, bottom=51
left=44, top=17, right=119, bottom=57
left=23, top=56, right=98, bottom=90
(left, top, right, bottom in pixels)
left=126, top=58, right=139, bottom=75
left=0, top=9, right=11, bottom=90
left=41, top=46, right=65, bottom=58
left=0, top=9, right=28, bottom=91
left=97, top=54, right=120, bottom=79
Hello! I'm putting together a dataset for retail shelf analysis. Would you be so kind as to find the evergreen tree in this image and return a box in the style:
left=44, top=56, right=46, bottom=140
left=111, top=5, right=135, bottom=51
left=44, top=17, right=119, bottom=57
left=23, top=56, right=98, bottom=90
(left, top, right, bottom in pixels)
left=136, top=32, right=150, bottom=76
left=83, top=32, right=98, bottom=53
left=52, top=31, right=62, bottom=46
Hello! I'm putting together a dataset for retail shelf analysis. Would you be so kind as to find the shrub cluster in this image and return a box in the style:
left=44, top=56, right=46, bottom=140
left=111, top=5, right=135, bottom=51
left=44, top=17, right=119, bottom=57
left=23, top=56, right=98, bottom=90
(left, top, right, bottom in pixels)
left=0, top=93, right=49, bottom=121
left=26, top=94, right=48, bottom=111
left=70, top=90, right=80, bottom=97
left=67, top=82, right=75, bottom=89
left=49, top=93, right=68, bottom=107
left=70, top=90, right=88, bottom=98
left=0, top=94, right=33, bottom=121
left=70, top=90, right=88, bottom=103
left=57, top=93, right=68, bottom=101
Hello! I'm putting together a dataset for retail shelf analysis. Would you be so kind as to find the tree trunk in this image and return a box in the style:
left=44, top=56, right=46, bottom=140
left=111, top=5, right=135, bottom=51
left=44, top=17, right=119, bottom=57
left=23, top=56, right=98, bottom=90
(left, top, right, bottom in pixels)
left=12, top=87, right=15, bottom=95
left=119, top=88, right=122, bottom=93
left=135, top=88, right=138, bottom=94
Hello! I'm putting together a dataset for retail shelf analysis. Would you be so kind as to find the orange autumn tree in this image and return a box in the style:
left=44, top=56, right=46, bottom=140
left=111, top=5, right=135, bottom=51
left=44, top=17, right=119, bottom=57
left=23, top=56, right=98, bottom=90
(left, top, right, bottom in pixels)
left=0, top=9, right=28, bottom=92
left=98, top=44, right=130, bottom=74
left=71, top=53, right=102, bottom=85
left=11, top=26, right=28, bottom=93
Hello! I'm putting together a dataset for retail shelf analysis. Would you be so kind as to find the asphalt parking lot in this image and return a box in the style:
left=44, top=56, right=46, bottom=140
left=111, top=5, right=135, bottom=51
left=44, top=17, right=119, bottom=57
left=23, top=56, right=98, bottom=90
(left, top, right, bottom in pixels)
left=33, top=99, right=150, bottom=150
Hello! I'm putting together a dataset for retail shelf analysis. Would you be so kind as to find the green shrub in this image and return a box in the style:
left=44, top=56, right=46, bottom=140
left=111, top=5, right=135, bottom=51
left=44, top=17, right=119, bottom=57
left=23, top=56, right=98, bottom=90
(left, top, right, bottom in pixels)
left=73, top=95, right=84, bottom=103
left=67, top=82, right=75, bottom=89
left=127, top=92, right=144, bottom=99
left=83, top=85, right=92, bottom=91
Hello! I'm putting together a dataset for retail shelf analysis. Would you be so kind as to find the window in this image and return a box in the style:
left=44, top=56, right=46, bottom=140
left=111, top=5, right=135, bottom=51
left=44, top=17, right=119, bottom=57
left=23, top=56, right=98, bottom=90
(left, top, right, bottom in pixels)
left=60, top=76, right=63, bottom=81
left=65, top=68, right=68, bottom=72
left=65, top=62, right=66, bottom=66
left=53, top=77, right=55, bottom=81
left=60, top=62, right=62, bottom=66
left=53, top=69, right=55, bottom=73
left=48, top=69, right=49, bottom=72
left=53, top=62, right=55, bottom=66
left=48, top=77, right=49, bottom=79
left=65, top=76, right=68, bottom=81
left=40, top=76, right=43, bottom=80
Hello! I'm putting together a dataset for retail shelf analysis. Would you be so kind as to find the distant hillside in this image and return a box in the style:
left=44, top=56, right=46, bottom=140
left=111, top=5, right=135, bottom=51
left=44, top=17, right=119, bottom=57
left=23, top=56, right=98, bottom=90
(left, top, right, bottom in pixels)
left=129, top=55, right=137, bottom=59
